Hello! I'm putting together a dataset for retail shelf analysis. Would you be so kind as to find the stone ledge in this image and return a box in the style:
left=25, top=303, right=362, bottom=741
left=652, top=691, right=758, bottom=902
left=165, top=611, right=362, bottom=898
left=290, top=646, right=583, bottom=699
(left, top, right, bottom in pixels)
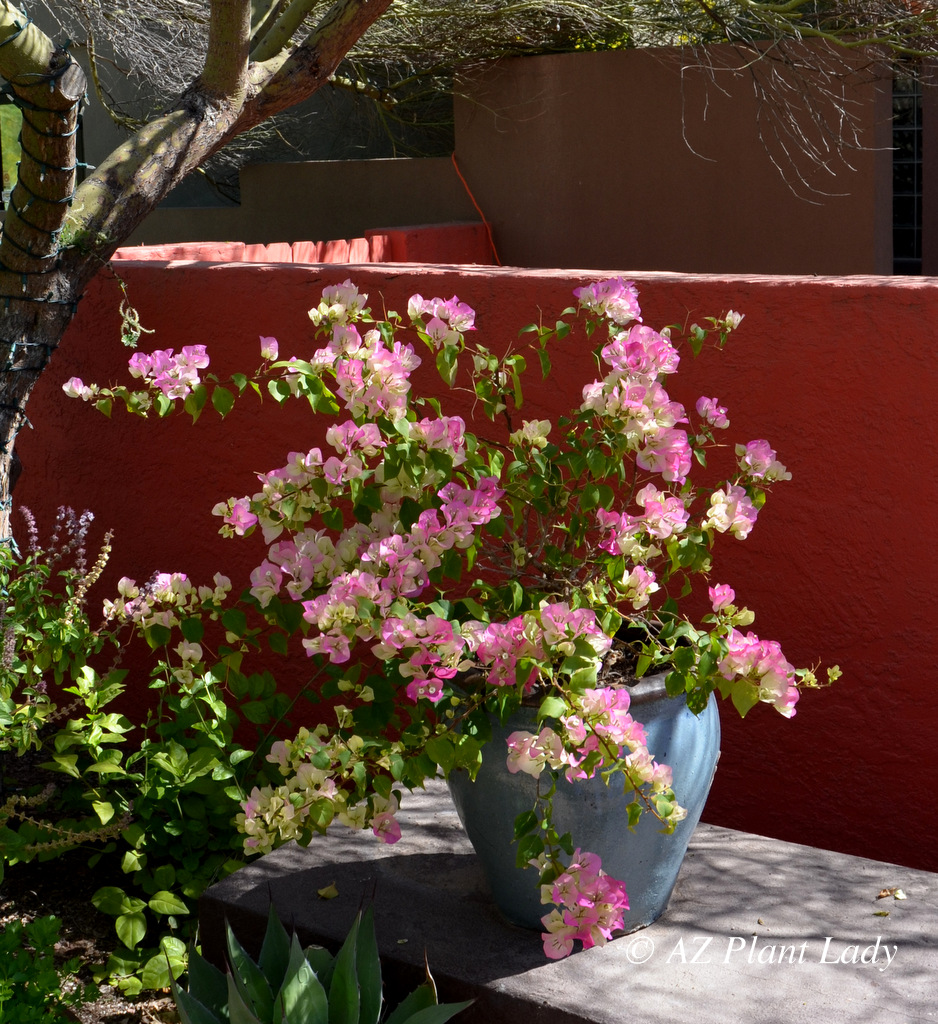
left=199, top=783, right=938, bottom=1024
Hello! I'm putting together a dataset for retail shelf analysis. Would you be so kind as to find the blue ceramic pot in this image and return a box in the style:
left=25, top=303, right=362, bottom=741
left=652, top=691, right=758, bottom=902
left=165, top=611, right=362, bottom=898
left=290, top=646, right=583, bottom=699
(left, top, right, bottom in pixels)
left=447, top=673, right=721, bottom=932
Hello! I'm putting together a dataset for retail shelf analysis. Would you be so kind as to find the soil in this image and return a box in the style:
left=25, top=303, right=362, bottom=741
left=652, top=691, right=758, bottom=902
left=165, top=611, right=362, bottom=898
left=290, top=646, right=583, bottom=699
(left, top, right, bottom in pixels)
left=0, top=854, right=179, bottom=1023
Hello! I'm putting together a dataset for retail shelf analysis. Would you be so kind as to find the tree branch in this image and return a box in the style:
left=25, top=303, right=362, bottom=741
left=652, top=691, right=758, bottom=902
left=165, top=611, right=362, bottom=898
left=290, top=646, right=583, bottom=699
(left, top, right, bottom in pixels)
left=237, top=0, right=395, bottom=132
left=201, top=0, right=252, bottom=101
left=251, top=0, right=324, bottom=62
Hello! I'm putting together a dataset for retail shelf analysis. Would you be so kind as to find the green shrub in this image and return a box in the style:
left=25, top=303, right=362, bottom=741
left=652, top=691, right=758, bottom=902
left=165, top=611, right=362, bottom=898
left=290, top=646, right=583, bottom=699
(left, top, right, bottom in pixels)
left=0, top=914, right=98, bottom=1023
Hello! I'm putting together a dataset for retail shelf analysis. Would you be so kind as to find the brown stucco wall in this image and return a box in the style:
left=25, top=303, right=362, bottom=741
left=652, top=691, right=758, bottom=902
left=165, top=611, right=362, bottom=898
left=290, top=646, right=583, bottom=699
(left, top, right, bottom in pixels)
left=123, top=158, right=480, bottom=247
left=453, top=46, right=894, bottom=275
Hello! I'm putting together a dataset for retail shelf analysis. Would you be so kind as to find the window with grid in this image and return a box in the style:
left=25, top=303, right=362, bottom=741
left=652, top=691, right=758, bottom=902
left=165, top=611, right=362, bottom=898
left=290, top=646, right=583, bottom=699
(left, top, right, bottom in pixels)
left=893, top=76, right=923, bottom=276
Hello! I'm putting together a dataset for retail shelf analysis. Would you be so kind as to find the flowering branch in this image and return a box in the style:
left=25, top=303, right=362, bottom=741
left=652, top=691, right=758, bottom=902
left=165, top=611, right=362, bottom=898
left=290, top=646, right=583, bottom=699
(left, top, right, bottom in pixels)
left=68, top=277, right=839, bottom=958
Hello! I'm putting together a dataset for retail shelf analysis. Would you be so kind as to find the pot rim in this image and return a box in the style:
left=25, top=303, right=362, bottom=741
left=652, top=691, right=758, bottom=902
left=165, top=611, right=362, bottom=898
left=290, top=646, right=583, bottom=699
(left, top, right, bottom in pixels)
left=453, top=668, right=674, bottom=708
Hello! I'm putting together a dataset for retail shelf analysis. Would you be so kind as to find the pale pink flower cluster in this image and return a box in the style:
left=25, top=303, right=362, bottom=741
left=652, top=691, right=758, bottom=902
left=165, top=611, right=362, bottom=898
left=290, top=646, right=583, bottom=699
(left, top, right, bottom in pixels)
left=408, top=293, right=476, bottom=346
left=703, top=484, right=759, bottom=539
left=62, top=377, right=98, bottom=402
left=596, top=483, right=688, bottom=577
left=600, top=323, right=680, bottom=377
left=313, top=321, right=421, bottom=421
left=374, top=614, right=465, bottom=702
left=237, top=726, right=404, bottom=853
left=463, top=603, right=611, bottom=692
left=103, top=571, right=232, bottom=631
left=509, top=419, right=551, bottom=450
left=307, top=279, right=368, bottom=327
left=506, top=684, right=678, bottom=796
left=408, top=416, right=467, bottom=462
left=696, top=395, right=730, bottom=429
left=578, top=282, right=691, bottom=485
left=298, top=477, right=505, bottom=669
left=539, top=849, right=630, bottom=958
left=127, top=345, right=209, bottom=400
left=573, top=277, right=642, bottom=325
left=719, top=628, right=800, bottom=717
left=737, top=440, right=791, bottom=482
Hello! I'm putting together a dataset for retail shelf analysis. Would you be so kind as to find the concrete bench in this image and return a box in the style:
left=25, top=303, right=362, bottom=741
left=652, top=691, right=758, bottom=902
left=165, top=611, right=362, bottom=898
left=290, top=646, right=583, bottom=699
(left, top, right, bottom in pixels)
left=199, top=782, right=938, bottom=1023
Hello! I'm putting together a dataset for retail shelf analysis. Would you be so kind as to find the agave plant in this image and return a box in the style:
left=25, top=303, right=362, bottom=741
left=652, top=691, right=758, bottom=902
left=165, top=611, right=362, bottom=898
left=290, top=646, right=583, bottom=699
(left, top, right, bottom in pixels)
left=171, top=903, right=472, bottom=1024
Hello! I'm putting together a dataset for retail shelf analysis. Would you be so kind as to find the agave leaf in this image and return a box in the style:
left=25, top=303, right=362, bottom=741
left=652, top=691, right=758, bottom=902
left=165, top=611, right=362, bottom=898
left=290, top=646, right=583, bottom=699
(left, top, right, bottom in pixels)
left=383, top=983, right=437, bottom=1024
left=355, top=906, right=383, bottom=1024
left=305, top=944, right=336, bottom=988
left=186, top=947, right=229, bottom=1018
left=327, top=910, right=361, bottom=1024
left=226, top=919, right=274, bottom=1021
left=274, top=935, right=329, bottom=1024
left=258, top=905, right=292, bottom=994
left=169, top=976, right=223, bottom=1024
left=227, top=972, right=264, bottom=1024
left=397, top=1001, right=475, bottom=1024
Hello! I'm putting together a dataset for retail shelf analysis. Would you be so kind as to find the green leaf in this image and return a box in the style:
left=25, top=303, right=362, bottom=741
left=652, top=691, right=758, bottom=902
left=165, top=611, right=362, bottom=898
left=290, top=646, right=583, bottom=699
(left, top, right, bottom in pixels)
left=181, top=617, right=205, bottom=644
left=258, top=904, right=291, bottom=994
left=49, top=753, right=80, bottom=778
left=513, top=810, right=538, bottom=839
left=222, top=608, right=248, bottom=637
left=184, top=384, right=208, bottom=424
left=537, top=695, right=566, bottom=722
left=398, top=1001, right=475, bottom=1024
left=141, top=937, right=187, bottom=990
left=92, top=886, right=130, bottom=916
left=146, top=623, right=173, bottom=649
left=170, top=983, right=221, bottom=1024
left=148, top=890, right=191, bottom=916
left=356, top=906, right=383, bottom=1024
left=730, top=682, right=759, bottom=718
left=121, top=849, right=146, bottom=873
left=226, top=920, right=274, bottom=1020
left=307, top=797, right=335, bottom=830
left=384, top=984, right=437, bottom=1024
left=515, top=833, right=544, bottom=868
left=212, top=386, right=235, bottom=418
left=329, top=912, right=362, bottom=1024
left=276, top=935, right=329, bottom=1024
left=435, top=346, right=457, bottom=387
left=185, top=948, right=228, bottom=1019
left=425, top=735, right=455, bottom=774
left=322, top=506, right=344, bottom=532
left=304, top=945, right=335, bottom=985
left=115, top=911, right=147, bottom=950
left=268, top=631, right=289, bottom=655
left=227, top=972, right=264, bottom=1024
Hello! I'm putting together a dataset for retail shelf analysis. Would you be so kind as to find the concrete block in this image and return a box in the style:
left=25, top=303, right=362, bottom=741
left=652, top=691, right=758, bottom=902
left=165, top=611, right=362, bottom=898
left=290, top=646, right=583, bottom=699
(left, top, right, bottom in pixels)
left=200, top=782, right=938, bottom=1024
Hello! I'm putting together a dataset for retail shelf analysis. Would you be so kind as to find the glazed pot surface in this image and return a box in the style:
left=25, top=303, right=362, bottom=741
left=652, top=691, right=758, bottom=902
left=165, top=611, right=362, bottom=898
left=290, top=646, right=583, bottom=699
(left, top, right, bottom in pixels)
left=447, top=674, right=721, bottom=931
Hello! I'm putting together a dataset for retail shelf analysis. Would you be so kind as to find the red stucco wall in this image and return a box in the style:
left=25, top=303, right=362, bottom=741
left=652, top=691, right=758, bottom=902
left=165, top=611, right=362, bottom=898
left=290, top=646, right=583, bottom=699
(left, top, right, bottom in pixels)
left=15, top=261, right=938, bottom=872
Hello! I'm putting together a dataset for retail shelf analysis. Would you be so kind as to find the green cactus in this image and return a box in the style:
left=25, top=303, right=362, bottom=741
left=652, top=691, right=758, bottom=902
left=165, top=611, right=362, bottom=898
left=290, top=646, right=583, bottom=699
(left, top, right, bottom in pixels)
left=171, top=904, right=472, bottom=1024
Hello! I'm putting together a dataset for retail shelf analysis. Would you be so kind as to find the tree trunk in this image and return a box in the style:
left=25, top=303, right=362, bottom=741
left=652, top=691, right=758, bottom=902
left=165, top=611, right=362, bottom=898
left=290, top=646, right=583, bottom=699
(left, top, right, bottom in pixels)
left=0, top=0, right=395, bottom=543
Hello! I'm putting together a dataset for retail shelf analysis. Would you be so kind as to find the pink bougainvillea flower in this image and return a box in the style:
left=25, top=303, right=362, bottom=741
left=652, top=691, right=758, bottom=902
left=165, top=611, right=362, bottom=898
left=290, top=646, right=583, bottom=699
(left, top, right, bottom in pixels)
left=709, top=583, right=736, bottom=612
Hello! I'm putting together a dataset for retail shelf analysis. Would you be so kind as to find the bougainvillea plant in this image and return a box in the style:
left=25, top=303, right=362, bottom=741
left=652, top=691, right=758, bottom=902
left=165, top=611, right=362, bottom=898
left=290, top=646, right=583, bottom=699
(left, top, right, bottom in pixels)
left=67, top=277, right=838, bottom=958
